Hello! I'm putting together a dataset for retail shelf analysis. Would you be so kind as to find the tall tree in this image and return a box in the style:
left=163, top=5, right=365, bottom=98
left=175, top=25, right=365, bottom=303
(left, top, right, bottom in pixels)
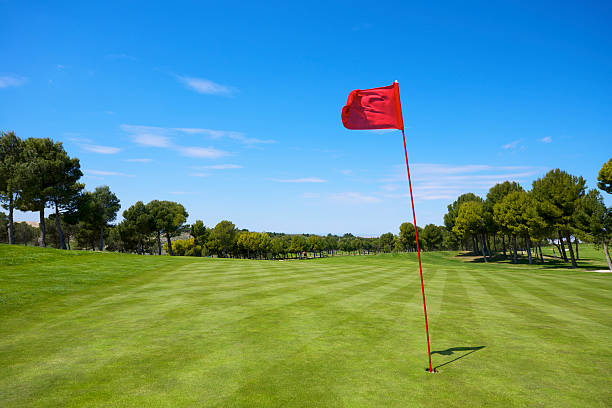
left=190, top=220, right=208, bottom=255
left=209, top=220, right=237, bottom=257
left=149, top=201, right=188, bottom=256
left=574, top=189, right=612, bottom=271
left=44, top=143, right=83, bottom=249
left=486, top=181, right=524, bottom=257
left=421, top=224, right=443, bottom=251
left=531, top=169, right=586, bottom=268
left=493, top=191, right=545, bottom=264
left=17, top=138, right=66, bottom=247
left=453, top=201, right=489, bottom=262
left=378, top=232, right=395, bottom=253
left=85, top=186, right=121, bottom=251
left=122, top=201, right=154, bottom=254
left=597, top=158, right=612, bottom=194
left=0, top=131, right=25, bottom=244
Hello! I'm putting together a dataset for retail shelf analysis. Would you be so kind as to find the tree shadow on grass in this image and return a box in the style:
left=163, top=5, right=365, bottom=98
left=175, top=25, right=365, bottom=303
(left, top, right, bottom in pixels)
left=457, top=253, right=608, bottom=270
left=429, top=346, right=485, bottom=371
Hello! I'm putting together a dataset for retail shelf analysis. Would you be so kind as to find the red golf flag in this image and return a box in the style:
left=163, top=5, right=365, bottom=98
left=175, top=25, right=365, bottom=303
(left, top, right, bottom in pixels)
left=341, top=82, right=404, bottom=130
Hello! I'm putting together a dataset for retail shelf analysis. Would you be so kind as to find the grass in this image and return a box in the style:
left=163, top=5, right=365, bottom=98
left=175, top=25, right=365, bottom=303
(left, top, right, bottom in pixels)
left=1, top=244, right=611, bottom=407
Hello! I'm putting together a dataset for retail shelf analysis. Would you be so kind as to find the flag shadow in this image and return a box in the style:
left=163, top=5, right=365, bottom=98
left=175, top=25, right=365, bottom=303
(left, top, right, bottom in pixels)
left=429, top=346, right=485, bottom=371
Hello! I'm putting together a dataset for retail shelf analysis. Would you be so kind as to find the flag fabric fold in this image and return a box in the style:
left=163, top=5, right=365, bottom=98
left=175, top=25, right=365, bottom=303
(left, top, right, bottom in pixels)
left=341, top=83, right=403, bottom=130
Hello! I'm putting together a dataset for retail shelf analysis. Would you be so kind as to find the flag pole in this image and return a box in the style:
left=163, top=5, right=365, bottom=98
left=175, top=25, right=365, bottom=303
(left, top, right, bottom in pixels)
left=396, top=83, right=433, bottom=373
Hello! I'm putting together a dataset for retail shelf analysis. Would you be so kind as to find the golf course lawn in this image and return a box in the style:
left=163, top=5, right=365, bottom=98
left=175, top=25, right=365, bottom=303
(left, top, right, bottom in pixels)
left=1, top=245, right=611, bottom=407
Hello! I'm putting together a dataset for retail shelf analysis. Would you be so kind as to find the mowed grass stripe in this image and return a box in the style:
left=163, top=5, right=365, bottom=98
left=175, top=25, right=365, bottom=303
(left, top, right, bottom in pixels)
left=2, top=262, right=408, bottom=377
left=490, top=270, right=612, bottom=329
left=2, top=247, right=611, bottom=407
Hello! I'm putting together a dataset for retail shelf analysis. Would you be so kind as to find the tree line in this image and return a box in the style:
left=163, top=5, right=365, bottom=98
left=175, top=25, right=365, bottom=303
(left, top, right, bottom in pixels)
left=2, top=130, right=610, bottom=268
left=443, top=161, right=612, bottom=269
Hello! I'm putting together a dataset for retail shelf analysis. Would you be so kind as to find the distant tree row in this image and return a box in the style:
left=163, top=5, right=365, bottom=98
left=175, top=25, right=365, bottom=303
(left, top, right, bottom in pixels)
left=2, top=130, right=610, bottom=269
left=443, top=161, right=612, bottom=270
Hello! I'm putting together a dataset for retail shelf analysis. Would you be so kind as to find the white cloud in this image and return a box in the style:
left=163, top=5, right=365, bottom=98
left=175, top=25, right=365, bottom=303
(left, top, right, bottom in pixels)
left=174, top=128, right=275, bottom=145
left=330, top=192, right=381, bottom=204
left=340, top=169, right=353, bottom=175
left=502, top=139, right=523, bottom=150
left=271, top=177, right=327, bottom=183
left=177, top=76, right=234, bottom=95
left=178, top=146, right=228, bottom=158
left=380, top=163, right=542, bottom=202
left=86, top=170, right=135, bottom=177
left=121, top=125, right=172, bottom=147
left=539, top=136, right=552, bottom=143
left=121, top=125, right=270, bottom=159
left=125, top=158, right=152, bottom=163
left=81, top=144, right=121, bottom=154
left=0, top=75, right=27, bottom=88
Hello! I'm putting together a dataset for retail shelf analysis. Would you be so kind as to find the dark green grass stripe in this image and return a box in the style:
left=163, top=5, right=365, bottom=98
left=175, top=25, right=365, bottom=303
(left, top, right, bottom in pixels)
left=490, top=271, right=612, bottom=330
left=467, top=269, right=592, bottom=344
left=209, top=277, right=431, bottom=406
left=0, top=265, right=407, bottom=366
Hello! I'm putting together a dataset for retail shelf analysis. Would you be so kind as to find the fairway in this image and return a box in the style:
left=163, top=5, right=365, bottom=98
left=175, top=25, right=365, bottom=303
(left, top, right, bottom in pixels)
left=1, top=246, right=611, bottom=407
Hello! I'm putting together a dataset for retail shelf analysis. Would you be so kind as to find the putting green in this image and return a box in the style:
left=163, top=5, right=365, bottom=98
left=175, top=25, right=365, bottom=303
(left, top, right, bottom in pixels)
left=1, top=245, right=610, bottom=407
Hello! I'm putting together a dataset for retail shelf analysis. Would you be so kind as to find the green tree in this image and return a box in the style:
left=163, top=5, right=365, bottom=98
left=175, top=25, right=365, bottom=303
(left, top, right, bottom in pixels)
left=453, top=201, right=488, bottom=262
left=597, top=158, right=612, bottom=194
left=379, top=232, right=395, bottom=252
left=421, top=224, right=443, bottom=251
left=122, top=201, right=154, bottom=254
left=574, top=189, right=612, bottom=271
left=151, top=201, right=188, bottom=256
left=494, top=191, right=545, bottom=264
left=81, top=186, right=120, bottom=251
left=45, top=143, right=83, bottom=249
left=486, top=181, right=524, bottom=257
left=531, top=169, right=586, bottom=268
left=190, top=220, right=208, bottom=246
left=289, top=235, right=307, bottom=257
left=0, top=131, right=25, bottom=244
left=17, top=138, right=67, bottom=247
left=208, top=220, right=237, bottom=257
left=399, top=222, right=416, bottom=252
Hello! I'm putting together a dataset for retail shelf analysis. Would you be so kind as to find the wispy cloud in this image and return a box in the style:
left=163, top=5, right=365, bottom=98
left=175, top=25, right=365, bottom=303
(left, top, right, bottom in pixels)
left=121, top=125, right=172, bottom=147
left=381, top=163, right=542, bottom=201
left=539, top=136, right=552, bottom=143
left=189, top=173, right=209, bottom=177
left=121, top=124, right=269, bottom=160
left=0, top=75, right=27, bottom=88
left=271, top=177, right=327, bottom=183
left=502, top=139, right=523, bottom=150
left=178, top=146, right=228, bottom=158
left=330, top=192, right=381, bottom=204
left=175, top=128, right=275, bottom=145
left=86, top=170, right=135, bottom=177
left=177, top=76, right=234, bottom=96
left=125, top=158, right=152, bottom=163
left=81, top=144, right=121, bottom=154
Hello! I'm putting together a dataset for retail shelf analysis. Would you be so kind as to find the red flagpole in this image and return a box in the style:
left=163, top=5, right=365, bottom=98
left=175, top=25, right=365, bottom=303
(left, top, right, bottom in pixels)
left=401, top=128, right=433, bottom=373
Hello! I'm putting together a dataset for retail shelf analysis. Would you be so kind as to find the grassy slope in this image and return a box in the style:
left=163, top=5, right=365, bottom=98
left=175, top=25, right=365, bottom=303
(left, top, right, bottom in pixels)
left=0, top=245, right=610, bottom=407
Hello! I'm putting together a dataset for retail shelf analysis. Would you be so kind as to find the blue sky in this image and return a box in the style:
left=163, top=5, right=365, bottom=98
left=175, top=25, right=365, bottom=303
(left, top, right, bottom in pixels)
left=1, top=1, right=611, bottom=236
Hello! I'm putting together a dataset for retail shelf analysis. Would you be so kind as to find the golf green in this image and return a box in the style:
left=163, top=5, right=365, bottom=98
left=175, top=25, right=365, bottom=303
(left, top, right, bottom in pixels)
left=1, top=245, right=611, bottom=407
